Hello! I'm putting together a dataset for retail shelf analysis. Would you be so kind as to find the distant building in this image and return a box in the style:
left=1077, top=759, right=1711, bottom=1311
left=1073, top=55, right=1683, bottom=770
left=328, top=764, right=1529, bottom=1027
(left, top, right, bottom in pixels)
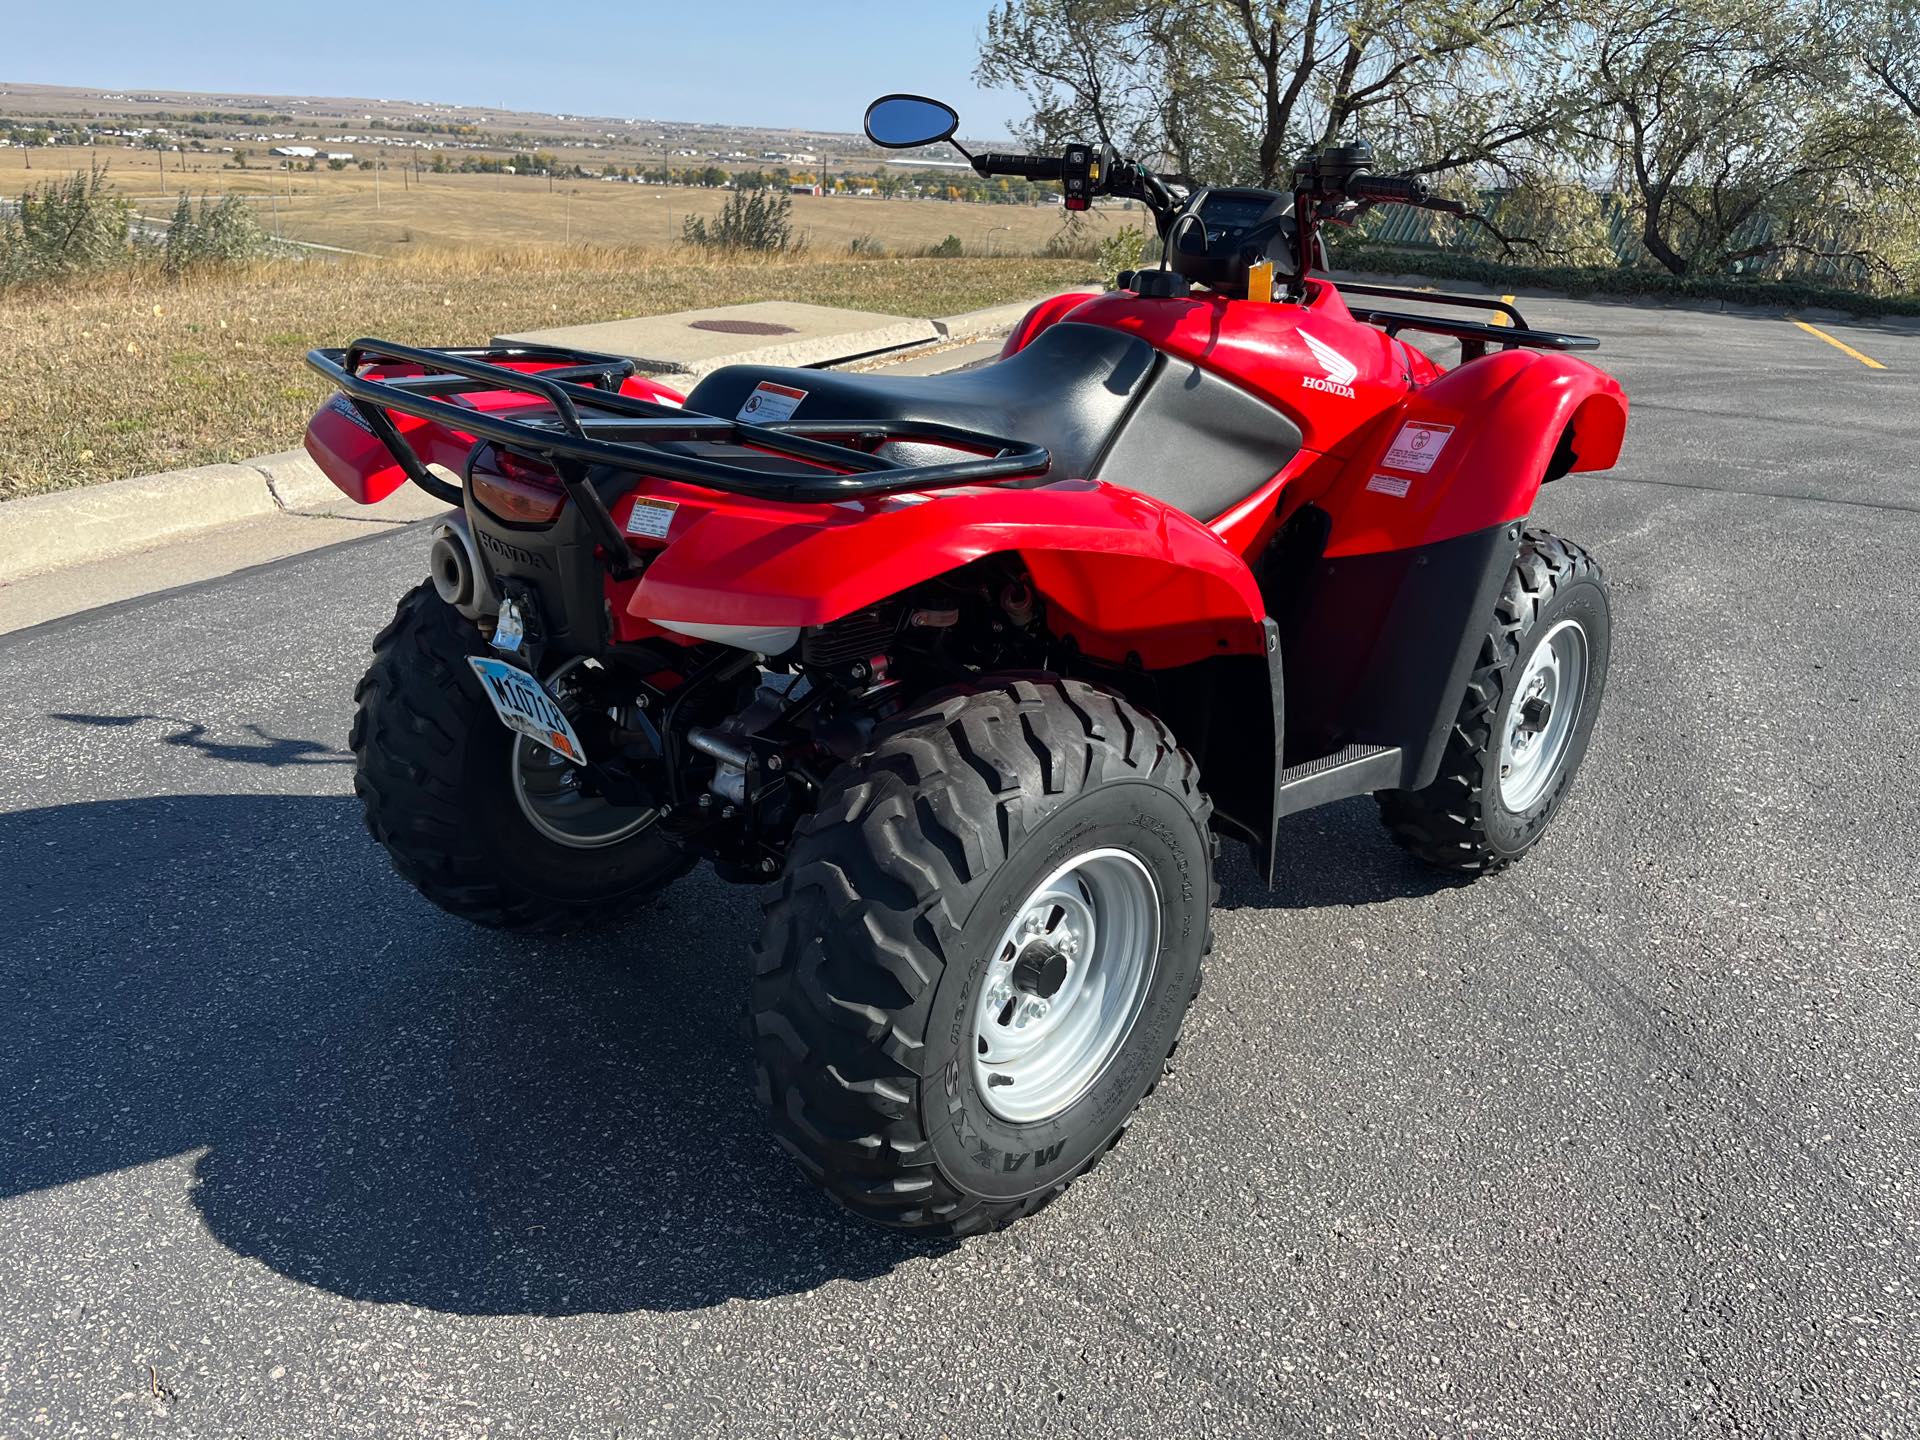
left=271, top=145, right=318, bottom=159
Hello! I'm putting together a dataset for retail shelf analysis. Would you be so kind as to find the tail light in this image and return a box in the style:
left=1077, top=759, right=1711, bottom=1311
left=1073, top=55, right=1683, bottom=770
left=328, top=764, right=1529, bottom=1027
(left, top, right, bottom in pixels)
left=468, top=444, right=567, bottom=525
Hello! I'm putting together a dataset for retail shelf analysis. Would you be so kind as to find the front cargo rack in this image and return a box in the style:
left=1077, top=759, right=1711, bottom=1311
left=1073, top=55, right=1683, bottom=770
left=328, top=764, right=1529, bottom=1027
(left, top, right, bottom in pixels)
left=305, top=338, right=1054, bottom=506
left=1331, top=281, right=1600, bottom=362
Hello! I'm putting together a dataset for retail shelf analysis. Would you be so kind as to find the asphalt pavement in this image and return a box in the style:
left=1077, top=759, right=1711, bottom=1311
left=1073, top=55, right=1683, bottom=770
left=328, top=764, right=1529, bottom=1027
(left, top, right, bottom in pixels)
left=1, top=295, right=1915, bottom=1438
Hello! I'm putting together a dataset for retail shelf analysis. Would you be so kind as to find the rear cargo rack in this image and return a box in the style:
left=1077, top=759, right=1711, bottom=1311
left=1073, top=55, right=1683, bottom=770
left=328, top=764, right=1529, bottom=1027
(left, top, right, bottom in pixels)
left=1332, top=281, right=1599, bottom=360
left=305, top=338, right=1054, bottom=506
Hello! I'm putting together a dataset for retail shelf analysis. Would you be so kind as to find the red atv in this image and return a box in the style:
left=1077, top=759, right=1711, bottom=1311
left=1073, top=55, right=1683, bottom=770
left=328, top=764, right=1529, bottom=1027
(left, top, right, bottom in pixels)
left=303, top=94, right=1626, bottom=1234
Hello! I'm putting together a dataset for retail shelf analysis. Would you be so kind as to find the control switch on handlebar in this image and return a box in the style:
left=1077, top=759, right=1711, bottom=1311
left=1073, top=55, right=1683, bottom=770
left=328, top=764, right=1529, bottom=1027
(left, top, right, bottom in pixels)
left=1062, top=143, right=1096, bottom=212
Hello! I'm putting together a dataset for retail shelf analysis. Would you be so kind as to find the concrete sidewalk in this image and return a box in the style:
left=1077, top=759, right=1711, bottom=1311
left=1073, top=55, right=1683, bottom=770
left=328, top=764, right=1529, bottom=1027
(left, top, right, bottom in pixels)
left=496, top=300, right=940, bottom=377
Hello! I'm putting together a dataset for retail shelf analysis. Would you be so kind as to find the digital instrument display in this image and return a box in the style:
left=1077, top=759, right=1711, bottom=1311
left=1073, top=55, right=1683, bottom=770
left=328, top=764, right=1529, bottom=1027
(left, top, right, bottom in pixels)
left=1196, top=191, right=1279, bottom=231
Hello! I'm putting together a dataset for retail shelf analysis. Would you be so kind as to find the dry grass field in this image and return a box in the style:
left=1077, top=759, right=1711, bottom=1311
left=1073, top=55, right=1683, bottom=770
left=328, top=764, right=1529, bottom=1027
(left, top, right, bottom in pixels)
left=0, top=248, right=1098, bottom=499
left=0, top=148, right=1139, bottom=257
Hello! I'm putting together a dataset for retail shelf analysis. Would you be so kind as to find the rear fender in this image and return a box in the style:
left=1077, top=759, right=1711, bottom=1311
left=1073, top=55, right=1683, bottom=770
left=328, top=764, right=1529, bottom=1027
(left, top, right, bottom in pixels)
left=622, top=479, right=1270, bottom=669
left=1320, top=348, right=1627, bottom=559
left=998, top=291, right=1101, bottom=359
left=624, top=476, right=1283, bottom=859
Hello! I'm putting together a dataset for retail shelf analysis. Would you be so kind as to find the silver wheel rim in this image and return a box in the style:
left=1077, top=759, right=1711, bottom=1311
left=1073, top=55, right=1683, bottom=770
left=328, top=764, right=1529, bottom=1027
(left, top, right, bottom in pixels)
left=1498, top=618, right=1589, bottom=811
left=510, top=658, right=657, bottom=849
left=972, top=847, right=1160, bottom=1125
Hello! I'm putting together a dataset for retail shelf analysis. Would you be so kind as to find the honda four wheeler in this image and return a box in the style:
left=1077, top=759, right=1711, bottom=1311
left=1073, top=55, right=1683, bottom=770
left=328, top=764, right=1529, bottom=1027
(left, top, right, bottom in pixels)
left=302, top=94, right=1626, bottom=1234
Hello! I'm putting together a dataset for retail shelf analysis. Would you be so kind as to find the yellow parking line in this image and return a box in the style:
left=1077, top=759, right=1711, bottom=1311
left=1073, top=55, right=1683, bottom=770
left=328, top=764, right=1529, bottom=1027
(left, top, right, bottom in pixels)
left=1789, top=318, right=1886, bottom=369
left=1491, top=293, right=1514, bottom=327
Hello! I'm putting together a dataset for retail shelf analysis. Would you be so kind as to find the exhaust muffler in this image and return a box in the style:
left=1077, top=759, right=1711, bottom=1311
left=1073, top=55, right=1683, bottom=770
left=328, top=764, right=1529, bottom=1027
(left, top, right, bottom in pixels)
left=426, top=514, right=498, bottom=620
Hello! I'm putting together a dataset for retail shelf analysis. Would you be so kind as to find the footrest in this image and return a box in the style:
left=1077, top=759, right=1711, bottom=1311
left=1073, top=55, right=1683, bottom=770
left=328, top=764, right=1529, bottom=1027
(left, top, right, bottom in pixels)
left=1276, top=744, right=1403, bottom=817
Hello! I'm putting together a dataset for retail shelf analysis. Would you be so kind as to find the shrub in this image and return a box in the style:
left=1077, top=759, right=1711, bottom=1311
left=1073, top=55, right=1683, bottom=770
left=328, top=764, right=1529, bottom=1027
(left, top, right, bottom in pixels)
left=847, top=232, right=887, bottom=257
left=0, top=164, right=132, bottom=289
left=924, top=233, right=966, bottom=258
left=681, top=189, right=803, bottom=254
left=1097, top=225, right=1152, bottom=274
left=161, top=192, right=272, bottom=277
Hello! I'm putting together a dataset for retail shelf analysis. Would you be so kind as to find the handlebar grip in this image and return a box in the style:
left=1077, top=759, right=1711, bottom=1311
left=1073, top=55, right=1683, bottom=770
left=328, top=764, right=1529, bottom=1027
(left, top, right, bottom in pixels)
left=976, top=152, right=1065, bottom=181
left=1346, top=172, right=1426, bottom=204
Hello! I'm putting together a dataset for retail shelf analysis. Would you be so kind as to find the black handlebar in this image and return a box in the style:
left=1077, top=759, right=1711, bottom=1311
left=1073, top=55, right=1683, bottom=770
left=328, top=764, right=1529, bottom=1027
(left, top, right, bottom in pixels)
left=974, top=152, right=1065, bottom=181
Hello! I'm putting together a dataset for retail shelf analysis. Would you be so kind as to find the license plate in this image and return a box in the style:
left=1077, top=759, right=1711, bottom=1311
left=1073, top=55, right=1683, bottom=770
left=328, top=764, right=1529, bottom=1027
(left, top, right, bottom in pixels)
left=466, top=656, right=587, bottom=765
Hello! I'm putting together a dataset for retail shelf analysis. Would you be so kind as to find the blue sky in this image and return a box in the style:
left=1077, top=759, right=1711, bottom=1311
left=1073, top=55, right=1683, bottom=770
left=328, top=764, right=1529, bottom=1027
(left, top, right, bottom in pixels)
left=3, top=1, right=1024, bottom=138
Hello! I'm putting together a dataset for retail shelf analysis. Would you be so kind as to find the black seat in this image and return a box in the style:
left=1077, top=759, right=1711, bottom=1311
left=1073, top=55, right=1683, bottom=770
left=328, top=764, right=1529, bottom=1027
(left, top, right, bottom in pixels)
left=684, top=318, right=1306, bottom=521
left=685, top=322, right=1158, bottom=483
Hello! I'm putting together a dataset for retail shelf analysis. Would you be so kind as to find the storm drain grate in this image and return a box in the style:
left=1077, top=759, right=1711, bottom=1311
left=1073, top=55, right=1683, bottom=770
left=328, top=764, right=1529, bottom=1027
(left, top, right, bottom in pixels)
left=687, top=319, right=799, bottom=336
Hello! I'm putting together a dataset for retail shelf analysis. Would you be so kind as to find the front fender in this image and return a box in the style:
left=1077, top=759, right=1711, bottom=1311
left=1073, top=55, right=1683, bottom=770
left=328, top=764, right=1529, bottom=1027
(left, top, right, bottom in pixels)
left=1322, top=348, right=1628, bottom=558
left=625, top=479, right=1269, bottom=669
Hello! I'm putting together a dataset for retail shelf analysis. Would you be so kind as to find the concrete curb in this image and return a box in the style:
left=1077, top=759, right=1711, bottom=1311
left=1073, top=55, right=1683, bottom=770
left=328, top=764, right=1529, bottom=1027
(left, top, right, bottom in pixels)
left=0, top=450, right=442, bottom=586
left=933, top=297, right=1059, bottom=343
left=0, top=463, right=278, bottom=584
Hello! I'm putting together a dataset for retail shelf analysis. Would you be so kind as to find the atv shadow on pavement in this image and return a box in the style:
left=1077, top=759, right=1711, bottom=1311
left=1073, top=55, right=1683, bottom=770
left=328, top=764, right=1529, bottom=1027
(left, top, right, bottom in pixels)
left=0, top=794, right=946, bottom=1316
left=50, top=712, right=351, bottom=768
left=1219, top=798, right=1469, bottom=912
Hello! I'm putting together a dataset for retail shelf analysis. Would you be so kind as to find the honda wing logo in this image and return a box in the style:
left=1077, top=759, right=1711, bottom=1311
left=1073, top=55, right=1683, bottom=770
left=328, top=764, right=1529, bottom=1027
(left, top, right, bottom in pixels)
left=1300, top=331, right=1358, bottom=398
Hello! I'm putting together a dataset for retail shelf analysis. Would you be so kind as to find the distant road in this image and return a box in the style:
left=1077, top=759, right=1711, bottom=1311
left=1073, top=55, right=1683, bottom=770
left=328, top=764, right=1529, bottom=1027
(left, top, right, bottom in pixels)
left=124, top=204, right=380, bottom=258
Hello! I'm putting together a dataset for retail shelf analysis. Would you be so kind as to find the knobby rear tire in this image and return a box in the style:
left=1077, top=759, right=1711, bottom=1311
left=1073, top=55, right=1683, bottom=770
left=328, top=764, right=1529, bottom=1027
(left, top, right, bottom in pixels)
left=350, top=582, right=691, bottom=932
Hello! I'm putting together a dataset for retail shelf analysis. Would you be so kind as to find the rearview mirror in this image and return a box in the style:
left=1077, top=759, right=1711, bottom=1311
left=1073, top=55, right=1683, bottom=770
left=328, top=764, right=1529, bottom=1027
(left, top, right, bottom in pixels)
left=864, top=95, right=960, bottom=150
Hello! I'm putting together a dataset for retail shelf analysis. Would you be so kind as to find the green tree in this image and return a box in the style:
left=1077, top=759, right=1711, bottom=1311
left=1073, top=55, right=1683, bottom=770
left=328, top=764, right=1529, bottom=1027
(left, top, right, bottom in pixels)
left=1839, top=0, right=1920, bottom=120
left=1582, top=0, right=1901, bottom=276
left=978, top=0, right=1578, bottom=187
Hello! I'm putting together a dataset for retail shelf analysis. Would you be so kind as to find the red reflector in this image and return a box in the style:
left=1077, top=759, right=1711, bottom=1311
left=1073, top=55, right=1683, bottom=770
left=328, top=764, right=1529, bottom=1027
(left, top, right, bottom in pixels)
left=469, top=447, right=566, bottom=524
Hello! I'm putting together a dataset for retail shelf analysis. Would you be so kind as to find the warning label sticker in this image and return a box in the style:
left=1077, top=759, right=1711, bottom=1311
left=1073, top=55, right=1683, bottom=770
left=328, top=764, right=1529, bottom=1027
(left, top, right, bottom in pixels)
left=1365, top=473, right=1412, bottom=498
left=625, top=497, right=678, bottom=540
left=1383, top=422, right=1455, bottom=474
left=737, top=380, right=807, bottom=424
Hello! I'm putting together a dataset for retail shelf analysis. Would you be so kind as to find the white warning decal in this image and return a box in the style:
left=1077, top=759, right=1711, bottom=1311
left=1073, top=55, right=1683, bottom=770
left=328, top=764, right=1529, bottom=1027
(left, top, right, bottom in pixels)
left=625, top=497, right=678, bottom=539
left=1365, top=473, right=1412, bottom=498
left=737, top=380, right=807, bottom=423
left=1383, top=421, right=1455, bottom=474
